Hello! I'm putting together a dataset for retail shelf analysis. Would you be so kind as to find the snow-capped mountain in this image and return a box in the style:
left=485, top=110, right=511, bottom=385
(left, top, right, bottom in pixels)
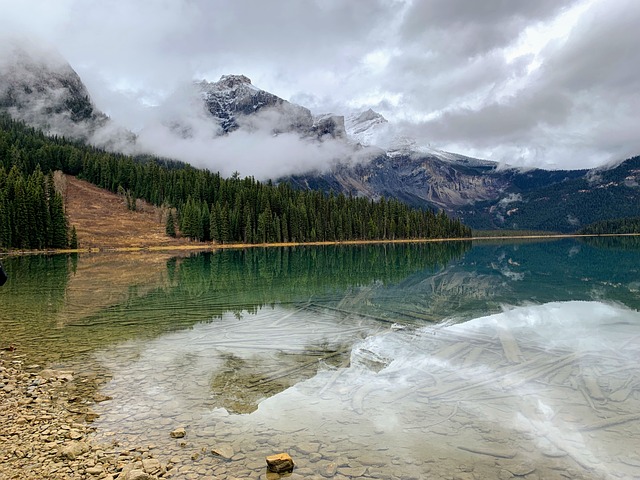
left=345, top=108, right=388, bottom=146
left=196, top=74, right=345, bottom=139
left=345, top=107, right=496, bottom=167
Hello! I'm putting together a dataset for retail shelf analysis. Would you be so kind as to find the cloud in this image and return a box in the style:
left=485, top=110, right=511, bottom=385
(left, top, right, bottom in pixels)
left=1, top=0, right=640, bottom=172
left=138, top=126, right=372, bottom=181
left=134, top=83, right=376, bottom=180
left=384, top=0, right=640, bottom=168
left=400, top=0, right=574, bottom=57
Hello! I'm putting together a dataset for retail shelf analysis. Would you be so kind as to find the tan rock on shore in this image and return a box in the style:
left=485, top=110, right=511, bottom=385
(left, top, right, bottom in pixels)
left=0, top=353, right=165, bottom=480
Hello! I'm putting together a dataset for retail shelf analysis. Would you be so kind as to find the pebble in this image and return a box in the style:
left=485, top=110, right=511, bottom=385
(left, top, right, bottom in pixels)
left=170, top=427, right=187, bottom=438
left=0, top=350, right=611, bottom=480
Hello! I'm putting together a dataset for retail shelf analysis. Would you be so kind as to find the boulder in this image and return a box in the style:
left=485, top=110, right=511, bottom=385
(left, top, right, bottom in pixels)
left=169, top=427, right=186, bottom=439
left=266, top=452, right=295, bottom=473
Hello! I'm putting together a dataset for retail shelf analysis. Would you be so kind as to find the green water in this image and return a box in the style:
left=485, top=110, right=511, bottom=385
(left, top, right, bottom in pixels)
left=1, top=238, right=639, bottom=479
left=1, top=239, right=638, bottom=362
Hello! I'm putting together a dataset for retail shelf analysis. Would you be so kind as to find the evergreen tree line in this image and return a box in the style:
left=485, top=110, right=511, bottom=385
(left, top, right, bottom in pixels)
left=579, top=217, right=640, bottom=235
left=0, top=114, right=471, bottom=247
left=0, top=164, right=73, bottom=249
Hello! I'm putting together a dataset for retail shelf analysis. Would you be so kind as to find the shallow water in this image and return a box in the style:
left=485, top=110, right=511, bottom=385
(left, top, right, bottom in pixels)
left=1, top=238, right=639, bottom=479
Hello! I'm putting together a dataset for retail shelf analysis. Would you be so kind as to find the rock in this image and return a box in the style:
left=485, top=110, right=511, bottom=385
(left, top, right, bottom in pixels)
left=123, top=469, right=156, bottom=480
left=338, top=466, right=367, bottom=477
left=93, top=393, right=112, bottom=403
left=142, top=458, right=162, bottom=475
left=296, top=442, right=320, bottom=454
left=86, top=465, right=104, bottom=475
left=170, top=427, right=186, bottom=439
left=309, top=452, right=323, bottom=463
left=320, top=461, right=338, bottom=477
left=358, top=454, right=387, bottom=467
left=60, top=441, right=90, bottom=460
left=84, top=408, right=100, bottom=422
left=211, top=444, right=234, bottom=460
left=506, top=463, right=536, bottom=476
left=39, top=369, right=73, bottom=382
left=266, top=452, right=295, bottom=473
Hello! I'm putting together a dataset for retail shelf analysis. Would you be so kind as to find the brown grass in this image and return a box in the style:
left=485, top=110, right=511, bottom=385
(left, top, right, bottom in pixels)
left=64, top=174, right=208, bottom=250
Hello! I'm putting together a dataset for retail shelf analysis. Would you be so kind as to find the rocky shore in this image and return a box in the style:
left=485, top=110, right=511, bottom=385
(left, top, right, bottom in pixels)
left=1, top=352, right=192, bottom=480
left=0, top=352, right=334, bottom=480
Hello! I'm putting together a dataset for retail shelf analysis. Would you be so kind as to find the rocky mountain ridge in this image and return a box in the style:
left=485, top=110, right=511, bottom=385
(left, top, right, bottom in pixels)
left=196, top=74, right=346, bottom=139
left=0, top=44, right=106, bottom=136
left=1, top=46, right=638, bottom=232
left=0, top=43, right=134, bottom=151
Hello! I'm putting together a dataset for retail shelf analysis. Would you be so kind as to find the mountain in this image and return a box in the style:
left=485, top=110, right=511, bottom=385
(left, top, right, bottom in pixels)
left=345, top=108, right=388, bottom=145
left=462, top=156, right=640, bottom=231
left=195, top=74, right=346, bottom=139
left=0, top=44, right=103, bottom=133
left=1, top=46, right=638, bottom=233
left=287, top=151, right=640, bottom=232
left=0, top=42, right=133, bottom=150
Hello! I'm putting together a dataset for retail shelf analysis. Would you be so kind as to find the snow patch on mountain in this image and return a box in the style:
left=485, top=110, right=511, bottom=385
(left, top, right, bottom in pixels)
left=345, top=107, right=496, bottom=167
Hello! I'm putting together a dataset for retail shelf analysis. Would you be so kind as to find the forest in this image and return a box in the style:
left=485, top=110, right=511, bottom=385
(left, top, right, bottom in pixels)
left=0, top=115, right=471, bottom=250
left=0, top=164, right=72, bottom=250
left=579, top=217, right=640, bottom=235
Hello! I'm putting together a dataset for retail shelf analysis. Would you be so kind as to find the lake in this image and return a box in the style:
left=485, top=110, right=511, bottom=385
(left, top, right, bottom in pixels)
left=1, top=237, right=639, bottom=479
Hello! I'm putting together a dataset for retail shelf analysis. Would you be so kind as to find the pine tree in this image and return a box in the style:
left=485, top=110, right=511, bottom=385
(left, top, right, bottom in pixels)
left=50, top=192, right=68, bottom=248
left=166, top=210, right=176, bottom=237
left=69, top=226, right=78, bottom=249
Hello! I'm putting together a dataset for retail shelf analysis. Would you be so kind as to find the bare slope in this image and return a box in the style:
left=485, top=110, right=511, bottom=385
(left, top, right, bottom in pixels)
left=62, top=174, right=203, bottom=249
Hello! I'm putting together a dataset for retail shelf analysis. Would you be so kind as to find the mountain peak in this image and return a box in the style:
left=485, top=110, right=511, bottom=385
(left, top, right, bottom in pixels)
left=0, top=41, right=109, bottom=132
left=354, top=108, right=388, bottom=124
left=217, top=74, right=253, bottom=89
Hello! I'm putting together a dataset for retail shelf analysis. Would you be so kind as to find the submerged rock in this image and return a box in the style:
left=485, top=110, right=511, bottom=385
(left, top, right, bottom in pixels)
left=320, top=461, right=338, bottom=477
left=212, top=444, right=235, bottom=460
left=169, top=427, right=186, bottom=438
left=38, top=369, right=74, bottom=382
left=266, top=452, right=295, bottom=473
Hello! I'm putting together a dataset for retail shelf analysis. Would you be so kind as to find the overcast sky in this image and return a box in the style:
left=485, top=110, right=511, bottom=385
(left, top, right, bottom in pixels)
left=2, top=0, right=640, bottom=170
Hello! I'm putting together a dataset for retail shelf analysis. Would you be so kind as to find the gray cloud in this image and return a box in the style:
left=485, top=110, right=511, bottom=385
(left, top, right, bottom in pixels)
left=400, top=0, right=576, bottom=56
left=1, top=0, right=640, bottom=172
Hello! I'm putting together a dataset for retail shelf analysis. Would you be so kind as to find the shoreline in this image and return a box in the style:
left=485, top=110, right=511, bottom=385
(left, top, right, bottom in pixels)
left=0, top=352, right=152, bottom=479
left=1, top=232, right=638, bottom=256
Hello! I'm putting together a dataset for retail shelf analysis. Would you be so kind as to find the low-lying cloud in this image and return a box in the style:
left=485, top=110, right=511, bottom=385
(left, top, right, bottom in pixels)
left=134, top=87, right=377, bottom=180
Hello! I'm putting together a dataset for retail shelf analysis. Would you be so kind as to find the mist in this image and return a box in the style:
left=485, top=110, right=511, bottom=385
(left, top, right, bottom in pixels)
left=0, top=36, right=378, bottom=180
left=133, top=84, right=379, bottom=180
